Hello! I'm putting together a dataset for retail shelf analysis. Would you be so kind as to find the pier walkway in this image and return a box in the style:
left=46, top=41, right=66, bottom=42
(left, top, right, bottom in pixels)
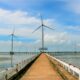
left=20, top=53, right=63, bottom=80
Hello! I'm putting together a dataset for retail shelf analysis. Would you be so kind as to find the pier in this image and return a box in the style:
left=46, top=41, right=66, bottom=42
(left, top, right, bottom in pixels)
left=20, top=53, right=77, bottom=80
left=21, top=53, right=62, bottom=80
left=0, top=53, right=79, bottom=80
left=0, top=0, right=80, bottom=80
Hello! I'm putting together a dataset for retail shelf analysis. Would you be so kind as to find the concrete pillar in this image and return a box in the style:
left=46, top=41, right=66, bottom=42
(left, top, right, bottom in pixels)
left=79, top=74, right=80, bottom=80
left=68, top=67, right=70, bottom=72
left=5, top=74, right=8, bottom=80
left=72, top=71, right=75, bottom=76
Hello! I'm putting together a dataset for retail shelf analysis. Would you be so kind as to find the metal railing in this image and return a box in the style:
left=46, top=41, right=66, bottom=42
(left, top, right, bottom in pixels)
left=46, top=54, right=80, bottom=80
left=0, top=54, right=38, bottom=80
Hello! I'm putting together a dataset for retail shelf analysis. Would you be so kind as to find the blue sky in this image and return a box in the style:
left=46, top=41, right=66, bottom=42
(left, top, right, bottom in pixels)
left=0, top=0, right=80, bottom=51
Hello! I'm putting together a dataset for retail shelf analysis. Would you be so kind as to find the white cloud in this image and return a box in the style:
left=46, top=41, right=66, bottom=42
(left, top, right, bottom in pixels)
left=0, top=40, right=24, bottom=51
left=65, top=0, right=80, bottom=14
left=77, top=43, right=80, bottom=47
left=0, top=8, right=55, bottom=33
left=0, top=9, right=38, bottom=25
left=0, top=8, right=80, bottom=51
left=0, top=8, right=53, bottom=40
left=0, top=28, right=12, bottom=35
left=44, top=32, right=70, bottom=44
left=34, top=31, right=71, bottom=47
left=0, top=8, right=56, bottom=51
left=0, top=8, right=56, bottom=26
left=66, top=26, right=80, bottom=31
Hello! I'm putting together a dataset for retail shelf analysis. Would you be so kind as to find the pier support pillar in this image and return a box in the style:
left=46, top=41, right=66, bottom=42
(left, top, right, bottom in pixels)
left=79, top=74, right=80, bottom=80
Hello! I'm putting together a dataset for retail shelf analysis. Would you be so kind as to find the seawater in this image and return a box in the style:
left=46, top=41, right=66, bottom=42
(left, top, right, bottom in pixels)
left=0, top=52, right=80, bottom=71
left=52, top=52, right=80, bottom=68
left=0, top=52, right=36, bottom=71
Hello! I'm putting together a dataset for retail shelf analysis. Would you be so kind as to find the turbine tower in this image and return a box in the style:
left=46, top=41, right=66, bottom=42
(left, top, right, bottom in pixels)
left=10, top=28, right=15, bottom=67
left=33, top=15, right=54, bottom=52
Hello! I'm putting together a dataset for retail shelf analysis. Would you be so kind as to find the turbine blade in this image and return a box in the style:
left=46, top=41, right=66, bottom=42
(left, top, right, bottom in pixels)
left=12, top=27, right=15, bottom=34
left=44, top=25, right=55, bottom=30
left=32, top=26, right=41, bottom=33
left=40, top=15, right=44, bottom=25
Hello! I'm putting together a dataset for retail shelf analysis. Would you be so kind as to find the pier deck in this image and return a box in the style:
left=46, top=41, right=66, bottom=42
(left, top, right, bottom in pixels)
left=20, top=53, right=63, bottom=80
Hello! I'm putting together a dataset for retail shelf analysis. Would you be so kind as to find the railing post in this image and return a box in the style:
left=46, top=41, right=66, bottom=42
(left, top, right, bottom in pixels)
left=5, top=69, right=8, bottom=80
left=72, top=71, right=75, bottom=76
left=5, top=74, right=7, bottom=80
left=68, top=66, right=70, bottom=72
left=79, top=74, right=80, bottom=80
left=16, top=64, right=18, bottom=72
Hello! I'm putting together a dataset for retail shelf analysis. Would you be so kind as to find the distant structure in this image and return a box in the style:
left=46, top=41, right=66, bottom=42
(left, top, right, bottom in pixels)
left=33, top=15, right=54, bottom=52
left=74, top=40, right=77, bottom=53
left=10, top=28, right=15, bottom=67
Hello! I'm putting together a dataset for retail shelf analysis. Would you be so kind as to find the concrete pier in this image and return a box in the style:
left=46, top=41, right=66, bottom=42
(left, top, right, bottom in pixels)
left=0, top=53, right=78, bottom=80
left=20, top=53, right=63, bottom=80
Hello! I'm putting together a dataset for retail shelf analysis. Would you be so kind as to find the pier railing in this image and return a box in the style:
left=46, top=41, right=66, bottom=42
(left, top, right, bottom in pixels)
left=0, top=54, right=38, bottom=80
left=47, top=54, right=80, bottom=80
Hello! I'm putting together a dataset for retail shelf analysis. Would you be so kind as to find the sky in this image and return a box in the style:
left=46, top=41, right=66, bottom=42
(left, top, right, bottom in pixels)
left=0, top=0, right=80, bottom=52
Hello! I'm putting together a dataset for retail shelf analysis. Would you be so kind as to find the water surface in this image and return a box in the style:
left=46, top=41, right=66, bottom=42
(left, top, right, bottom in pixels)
left=53, top=52, right=80, bottom=68
left=0, top=52, right=35, bottom=71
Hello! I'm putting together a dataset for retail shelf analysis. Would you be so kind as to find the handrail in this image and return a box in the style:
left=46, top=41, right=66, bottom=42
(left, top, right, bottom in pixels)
left=0, top=54, right=38, bottom=80
left=46, top=54, right=80, bottom=80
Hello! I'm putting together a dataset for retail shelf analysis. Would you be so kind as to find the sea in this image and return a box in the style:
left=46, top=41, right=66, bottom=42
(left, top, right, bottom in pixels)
left=0, top=52, right=37, bottom=71
left=0, top=52, right=80, bottom=71
left=51, top=52, right=80, bottom=68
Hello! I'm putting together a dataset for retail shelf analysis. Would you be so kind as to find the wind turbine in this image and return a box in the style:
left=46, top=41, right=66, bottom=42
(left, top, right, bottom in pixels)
left=32, top=15, right=54, bottom=52
left=10, top=28, right=15, bottom=67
